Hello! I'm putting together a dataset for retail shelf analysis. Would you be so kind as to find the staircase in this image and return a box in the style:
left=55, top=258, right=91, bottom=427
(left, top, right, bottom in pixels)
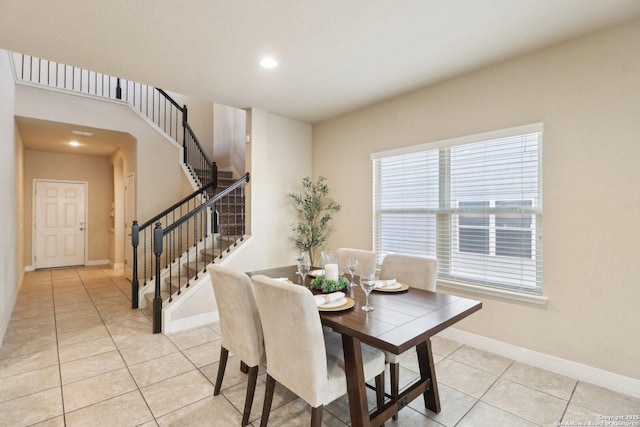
left=138, top=169, right=250, bottom=331
left=11, top=51, right=252, bottom=333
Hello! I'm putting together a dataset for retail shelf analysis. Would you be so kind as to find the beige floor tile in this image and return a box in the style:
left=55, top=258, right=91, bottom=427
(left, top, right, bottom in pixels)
left=57, top=323, right=111, bottom=347
left=456, top=401, right=539, bottom=427
left=258, top=397, right=346, bottom=427
left=119, top=335, right=178, bottom=366
left=199, top=355, right=266, bottom=392
left=0, top=387, right=63, bottom=426
left=64, top=390, right=154, bottom=427
left=448, top=345, right=513, bottom=376
left=0, top=365, right=60, bottom=403
left=482, top=378, right=568, bottom=425
left=31, top=415, right=66, bottom=427
left=562, top=401, right=608, bottom=424
left=7, top=313, right=55, bottom=328
left=409, top=384, right=477, bottom=426
left=502, top=361, right=577, bottom=400
left=431, top=335, right=463, bottom=357
left=60, top=349, right=126, bottom=384
left=3, top=323, right=57, bottom=344
left=182, top=340, right=222, bottom=368
left=58, top=336, right=117, bottom=364
left=0, top=348, right=59, bottom=379
left=167, top=325, right=220, bottom=350
left=10, top=307, right=55, bottom=321
left=387, top=407, right=443, bottom=426
left=63, top=367, right=137, bottom=412
left=156, top=395, right=244, bottom=426
left=129, top=351, right=196, bottom=387
left=571, top=381, right=640, bottom=415
left=435, top=358, right=498, bottom=398
left=0, top=334, right=58, bottom=360
left=140, top=369, right=215, bottom=418
left=223, top=372, right=298, bottom=423
left=396, top=347, right=444, bottom=373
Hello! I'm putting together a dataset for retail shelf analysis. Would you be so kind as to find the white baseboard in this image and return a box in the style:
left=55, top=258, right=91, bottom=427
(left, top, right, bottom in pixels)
left=163, top=311, right=219, bottom=334
left=438, top=328, right=640, bottom=399
left=110, top=262, right=124, bottom=269
left=24, top=265, right=35, bottom=272
left=86, top=259, right=109, bottom=266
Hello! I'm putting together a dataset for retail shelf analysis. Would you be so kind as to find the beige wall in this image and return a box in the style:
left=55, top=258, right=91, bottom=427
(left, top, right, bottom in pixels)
left=24, top=150, right=113, bottom=263
left=213, top=103, right=246, bottom=176
left=312, top=19, right=640, bottom=379
left=14, top=84, right=185, bottom=223
left=166, top=90, right=214, bottom=161
left=225, top=109, right=312, bottom=272
left=0, top=50, right=22, bottom=344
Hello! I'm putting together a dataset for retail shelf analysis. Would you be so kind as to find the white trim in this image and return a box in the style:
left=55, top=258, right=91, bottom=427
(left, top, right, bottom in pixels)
left=86, top=259, right=110, bottom=266
left=438, top=279, right=548, bottom=305
left=110, top=262, right=124, bottom=269
left=370, top=122, right=543, bottom=159
left=163, top=311, right=219, bottom=334
left=438, top=328, right=640, bottom=399
left=24, top=265, right=35, bottom=272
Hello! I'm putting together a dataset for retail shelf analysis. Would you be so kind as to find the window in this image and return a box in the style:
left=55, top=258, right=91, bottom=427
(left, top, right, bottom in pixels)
left=372, top=124, right=542, bottom=294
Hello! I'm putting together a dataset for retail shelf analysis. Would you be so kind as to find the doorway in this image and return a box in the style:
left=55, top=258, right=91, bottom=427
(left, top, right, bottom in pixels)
left=34, top=180, right=87, bottom=269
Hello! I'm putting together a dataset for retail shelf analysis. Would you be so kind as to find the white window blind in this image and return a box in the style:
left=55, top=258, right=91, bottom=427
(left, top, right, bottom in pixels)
left=372, top=124, right=543, bottom=294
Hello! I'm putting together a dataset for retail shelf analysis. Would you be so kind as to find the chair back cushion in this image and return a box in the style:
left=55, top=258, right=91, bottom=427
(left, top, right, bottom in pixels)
left=336, top=248, right=376, bottom=277
left=379, top=254, right=438, bottom=291
left=251, top=275, right=328, bottom=407
left=207, top=265, right=263, bottom=366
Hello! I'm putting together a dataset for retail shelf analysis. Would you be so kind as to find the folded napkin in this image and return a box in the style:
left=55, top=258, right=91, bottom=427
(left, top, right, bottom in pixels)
left=314, top=291, right=345, bottom=307
left=274, top=277, right=290, bottom=282
left=374, top=279, right=401, bottom=290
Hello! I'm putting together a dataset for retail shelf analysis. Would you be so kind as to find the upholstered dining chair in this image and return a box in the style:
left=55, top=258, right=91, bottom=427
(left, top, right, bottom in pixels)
left=379, top=253, right=438, bottom=419
left=251, top=275, right=386, bottom=427
left=207, top=264, right=264, bottom=426
left=336, top=247, right=377, bottom=277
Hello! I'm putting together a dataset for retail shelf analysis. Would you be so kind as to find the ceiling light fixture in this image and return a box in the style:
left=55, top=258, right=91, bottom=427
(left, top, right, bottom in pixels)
left=260, top=57, right=278, bottom=69
left=68, top=141, right=80, bottom=147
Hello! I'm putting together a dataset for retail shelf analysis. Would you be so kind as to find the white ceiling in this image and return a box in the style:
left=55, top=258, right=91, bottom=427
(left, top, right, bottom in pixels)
left=2, top=0, right=640, bottom=126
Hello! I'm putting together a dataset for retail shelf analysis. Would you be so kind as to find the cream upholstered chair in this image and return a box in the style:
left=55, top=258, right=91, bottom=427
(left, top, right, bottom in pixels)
left=251, top=275, right=386, bottom=427
left=336, top=247, right=377, bottom=277
left=379, top=253, right=437, bottom=419
left=207, top=265, right=264, bottom=427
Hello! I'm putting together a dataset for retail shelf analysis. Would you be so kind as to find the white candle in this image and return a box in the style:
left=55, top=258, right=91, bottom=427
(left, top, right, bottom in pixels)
left=325, top=263, right=339, bottom=281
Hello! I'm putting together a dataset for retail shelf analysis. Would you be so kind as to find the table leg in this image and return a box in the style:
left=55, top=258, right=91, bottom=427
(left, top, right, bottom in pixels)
left=341, top=334, right=371, bottom=427
left=417, top=338, right=441, bottom=413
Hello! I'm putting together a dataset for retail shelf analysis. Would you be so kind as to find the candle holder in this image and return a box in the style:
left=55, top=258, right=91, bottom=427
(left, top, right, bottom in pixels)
left=321, top=251, right=340, bottom=282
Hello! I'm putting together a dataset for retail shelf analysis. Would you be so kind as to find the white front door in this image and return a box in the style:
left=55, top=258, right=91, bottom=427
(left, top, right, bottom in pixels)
left=34, top=180, right=86, bottom=269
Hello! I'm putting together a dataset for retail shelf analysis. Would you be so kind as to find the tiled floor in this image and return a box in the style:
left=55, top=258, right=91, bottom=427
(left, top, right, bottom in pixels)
left=1, top=266, right=639, bottom=426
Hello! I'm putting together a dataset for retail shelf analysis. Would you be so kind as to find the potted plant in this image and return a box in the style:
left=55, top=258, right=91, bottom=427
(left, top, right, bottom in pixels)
left=289, top=176, right=341, bottom=266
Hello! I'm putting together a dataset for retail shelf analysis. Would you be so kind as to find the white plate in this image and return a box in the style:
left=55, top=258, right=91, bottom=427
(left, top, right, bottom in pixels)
left=309, top=269, right=323, bottom=278
left=319, top=298, right=347, bottom=309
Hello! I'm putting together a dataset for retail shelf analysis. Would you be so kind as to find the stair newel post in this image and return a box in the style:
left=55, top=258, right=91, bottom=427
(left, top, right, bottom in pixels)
left=153, top=222, right=164, bottom=334
left=131, top=221, right=139, bottom=309
left=116, top=78, right=122, bottom=100
left=182, top=105, right=188, bottom=165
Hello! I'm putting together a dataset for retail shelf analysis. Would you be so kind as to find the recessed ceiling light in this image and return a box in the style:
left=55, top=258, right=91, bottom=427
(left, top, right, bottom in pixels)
left=68, top=141, right=80, bottom=147
left=260, top=57, right=278, bottom=69
left=72, top=130, right=93, bottom=136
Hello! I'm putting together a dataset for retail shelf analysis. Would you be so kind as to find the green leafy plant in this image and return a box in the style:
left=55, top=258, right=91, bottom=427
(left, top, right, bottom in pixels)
left=310, top=275, right=350, bottom=293
left=289, top=176, right=341, bottom=266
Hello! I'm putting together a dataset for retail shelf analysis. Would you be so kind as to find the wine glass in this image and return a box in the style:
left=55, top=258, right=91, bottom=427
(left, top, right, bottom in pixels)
left=359, top=274, right=376, bottom=312
left=294, top=251, right=306, bottom=284
left=346, top=258, right=359, bottom=288
left=297, top=260, right=311, bottom=286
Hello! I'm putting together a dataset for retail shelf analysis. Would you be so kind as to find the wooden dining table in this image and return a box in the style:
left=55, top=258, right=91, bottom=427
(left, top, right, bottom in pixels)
left=247, top=265, right=482, bottom=427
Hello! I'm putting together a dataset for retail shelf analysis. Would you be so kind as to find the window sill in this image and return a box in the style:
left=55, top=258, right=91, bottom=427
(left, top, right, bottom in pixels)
left=437, top=279, right=548, bottom=306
